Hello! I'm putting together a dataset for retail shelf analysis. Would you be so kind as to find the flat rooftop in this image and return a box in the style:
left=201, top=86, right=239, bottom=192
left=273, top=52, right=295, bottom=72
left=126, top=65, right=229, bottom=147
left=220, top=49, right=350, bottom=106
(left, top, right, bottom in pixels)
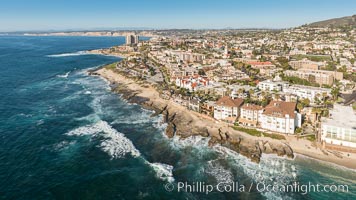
left=322, top=104, right=356, bottom=129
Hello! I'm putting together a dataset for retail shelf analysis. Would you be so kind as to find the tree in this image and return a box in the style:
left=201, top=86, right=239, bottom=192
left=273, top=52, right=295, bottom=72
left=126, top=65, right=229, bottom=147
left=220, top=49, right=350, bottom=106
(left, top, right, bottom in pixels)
left=297, top=103, right=304, bottom=112
left=331, top=87, right=340, bottom=100
left=198, top=69, right=206, bottom=75
left=301, top=98, right=310, bottom=107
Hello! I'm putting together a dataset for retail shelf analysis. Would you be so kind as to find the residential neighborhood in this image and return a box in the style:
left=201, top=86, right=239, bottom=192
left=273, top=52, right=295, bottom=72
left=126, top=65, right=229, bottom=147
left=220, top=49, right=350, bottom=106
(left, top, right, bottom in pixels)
left=102, top=25, right=356, bottom=153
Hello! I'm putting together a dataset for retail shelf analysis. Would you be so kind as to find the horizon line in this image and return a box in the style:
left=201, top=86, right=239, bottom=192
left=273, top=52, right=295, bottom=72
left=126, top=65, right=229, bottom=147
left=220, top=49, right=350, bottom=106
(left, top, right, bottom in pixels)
left=0, top=26, right=304, bottom=33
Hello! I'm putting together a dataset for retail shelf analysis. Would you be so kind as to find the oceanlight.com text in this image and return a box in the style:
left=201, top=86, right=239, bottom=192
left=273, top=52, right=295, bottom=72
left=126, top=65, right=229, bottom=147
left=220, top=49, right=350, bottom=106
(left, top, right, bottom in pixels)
left=164, top=181, right=349, bottom=195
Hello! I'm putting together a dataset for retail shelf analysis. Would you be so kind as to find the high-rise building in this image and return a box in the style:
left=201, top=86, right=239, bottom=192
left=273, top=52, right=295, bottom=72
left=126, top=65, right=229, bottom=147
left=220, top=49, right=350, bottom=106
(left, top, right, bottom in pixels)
left=125, top=34, right=139, bottom=45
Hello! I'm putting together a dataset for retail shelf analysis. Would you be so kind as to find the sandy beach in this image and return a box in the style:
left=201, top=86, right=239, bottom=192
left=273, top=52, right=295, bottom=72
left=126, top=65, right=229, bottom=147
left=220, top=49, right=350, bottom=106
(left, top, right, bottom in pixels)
left=94, top=67, right=356, bottom=170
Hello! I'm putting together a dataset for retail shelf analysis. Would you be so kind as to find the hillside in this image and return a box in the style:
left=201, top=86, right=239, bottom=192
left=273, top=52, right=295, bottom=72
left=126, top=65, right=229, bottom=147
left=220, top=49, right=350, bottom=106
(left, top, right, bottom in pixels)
left=308, top=15, right=356, bottom=28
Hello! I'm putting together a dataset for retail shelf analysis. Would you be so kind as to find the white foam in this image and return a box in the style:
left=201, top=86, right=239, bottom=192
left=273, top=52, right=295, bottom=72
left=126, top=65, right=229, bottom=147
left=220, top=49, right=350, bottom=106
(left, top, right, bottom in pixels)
left=170, top=135, right=210, bottom=149
left=112, top=111, right=154, bottom=125
left=213, top=145, right=296, bottom=200
left=54, top=140, right=77, bottom=151
left=66, top=120, right=140, bottom=158
left=205, top=159, right=234, bottom=185
left=47, top=51, right=88, bottom=57
left=147, top=162, right=175, bottom=183
left=57, top=71, right=70, bottom=78
left=66, top=120, right=175, bottom=182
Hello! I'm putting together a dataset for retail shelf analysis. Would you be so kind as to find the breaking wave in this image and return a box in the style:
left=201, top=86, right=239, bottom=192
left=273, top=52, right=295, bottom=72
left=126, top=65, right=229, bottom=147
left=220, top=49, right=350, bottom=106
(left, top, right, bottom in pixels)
left=47, top=51, right=88, bottom=57
left=65, top=120, right=174, bottom=182
left=147, top=162, right=175, bottom=183
left=168, top=133, right=210, bottom=148
left=205, top=159, right=234, bottom=185
left=57, top=71, right=71, bottom=78
left=163, top=134, right=296, bottom=199
left=66, top=120, right=140, bottom=158
left=213, top=145, right=296, bottom=200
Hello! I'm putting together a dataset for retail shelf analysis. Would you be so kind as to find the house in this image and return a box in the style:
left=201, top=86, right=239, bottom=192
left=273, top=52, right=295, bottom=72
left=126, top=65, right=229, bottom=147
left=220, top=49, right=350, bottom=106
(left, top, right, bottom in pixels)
left=238, top=103, right=263, bottom=127
left=214, top=96, right=244, bottom=123
left=260, top=101, right=302, bottom=134
left=175, top=76, right=211, bottom=92
left=201, top=101, right=215, bottom=117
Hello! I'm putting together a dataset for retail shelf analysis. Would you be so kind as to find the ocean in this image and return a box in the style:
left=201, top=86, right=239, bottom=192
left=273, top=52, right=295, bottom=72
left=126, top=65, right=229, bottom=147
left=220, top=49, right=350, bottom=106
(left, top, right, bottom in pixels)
left=0, top=36, right=355, bottom=200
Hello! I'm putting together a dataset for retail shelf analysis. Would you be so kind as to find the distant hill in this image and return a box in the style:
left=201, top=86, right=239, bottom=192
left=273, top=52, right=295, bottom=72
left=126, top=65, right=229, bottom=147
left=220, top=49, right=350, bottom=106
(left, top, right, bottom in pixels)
left=308, top=15, right=356, bottom=28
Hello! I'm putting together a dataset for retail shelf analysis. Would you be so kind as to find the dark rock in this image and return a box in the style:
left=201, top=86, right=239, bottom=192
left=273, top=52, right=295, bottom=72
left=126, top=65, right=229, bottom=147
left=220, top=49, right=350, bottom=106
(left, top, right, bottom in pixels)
left=165, top=123, right=176, bottom=138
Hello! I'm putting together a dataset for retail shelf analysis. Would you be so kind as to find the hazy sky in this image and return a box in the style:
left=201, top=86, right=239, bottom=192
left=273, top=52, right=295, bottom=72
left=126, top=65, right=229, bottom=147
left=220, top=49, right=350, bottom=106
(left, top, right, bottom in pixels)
left=1, top=0, right=355, bottom=31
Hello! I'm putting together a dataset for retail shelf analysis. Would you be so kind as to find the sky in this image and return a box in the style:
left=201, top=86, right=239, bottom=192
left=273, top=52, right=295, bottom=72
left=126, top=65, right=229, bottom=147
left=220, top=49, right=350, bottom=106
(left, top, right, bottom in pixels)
left=0, top=0, right=355, bottom=31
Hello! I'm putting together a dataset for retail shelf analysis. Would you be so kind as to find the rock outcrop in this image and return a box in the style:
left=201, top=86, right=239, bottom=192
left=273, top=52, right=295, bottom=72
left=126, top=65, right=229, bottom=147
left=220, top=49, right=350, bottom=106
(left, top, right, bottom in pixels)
left=102, top=73, right=295, bottom=164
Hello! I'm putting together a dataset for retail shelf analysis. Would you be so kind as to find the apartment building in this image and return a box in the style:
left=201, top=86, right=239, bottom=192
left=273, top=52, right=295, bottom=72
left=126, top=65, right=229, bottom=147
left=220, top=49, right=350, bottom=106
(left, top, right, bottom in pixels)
left=214, top=96, right=244, bottom=123
left=285, top=69, right=343, bottom=85
left=125, top=34, right=139, bottom=45
left=260, top=101, right=302, bottom=134
left=321, top=104, right=356, bottom=151
left=257, top=80, right=288, bottom=92
left=289, top=58, right=322, bottom=70
left=282, top=84, right=331, bottom=103
left=238, top=103, right=263, bottom=127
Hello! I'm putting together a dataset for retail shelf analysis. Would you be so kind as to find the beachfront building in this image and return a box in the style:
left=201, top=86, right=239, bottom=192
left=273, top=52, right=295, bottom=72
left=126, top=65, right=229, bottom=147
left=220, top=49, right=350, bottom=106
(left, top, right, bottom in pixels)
left=201, top=101, right=215, bottom=117
left=260, top=101, right=302, bottom=134
left=321, top=104, right=356, bottom=151
left=238, top=103, right=263, bottom=127
left=214, top=96, right=244, bottom=123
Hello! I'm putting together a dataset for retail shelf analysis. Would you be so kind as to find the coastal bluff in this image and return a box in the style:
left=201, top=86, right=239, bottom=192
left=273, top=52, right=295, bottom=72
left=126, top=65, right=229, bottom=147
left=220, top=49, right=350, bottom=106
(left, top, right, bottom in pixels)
left=90, top=67, right=294, bottom=164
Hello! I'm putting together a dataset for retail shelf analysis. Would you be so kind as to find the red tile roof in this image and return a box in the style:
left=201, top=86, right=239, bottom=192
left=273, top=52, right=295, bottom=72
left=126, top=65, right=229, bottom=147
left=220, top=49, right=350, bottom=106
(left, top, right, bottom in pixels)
left=216, top=96, right=244, bottom=107
left=247, top=61, right=273, bottom=66
left=241, top=103, right=263, bottom=111
left=263, top=101, right=296, bottom=118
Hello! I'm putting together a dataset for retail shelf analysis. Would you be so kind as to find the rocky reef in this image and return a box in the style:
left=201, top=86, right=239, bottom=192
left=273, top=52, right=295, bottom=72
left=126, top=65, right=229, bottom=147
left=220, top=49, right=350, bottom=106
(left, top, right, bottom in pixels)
left=109, top=82, right=294, bottom=164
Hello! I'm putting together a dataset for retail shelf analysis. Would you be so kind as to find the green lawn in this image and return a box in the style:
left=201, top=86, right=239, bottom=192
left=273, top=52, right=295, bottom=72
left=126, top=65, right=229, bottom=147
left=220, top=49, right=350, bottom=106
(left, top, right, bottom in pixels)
left=104, top=62, right=118, bottom=70
left=306, top=135, right=316, bottom=142
left=232, top=126, right=286, bottom=140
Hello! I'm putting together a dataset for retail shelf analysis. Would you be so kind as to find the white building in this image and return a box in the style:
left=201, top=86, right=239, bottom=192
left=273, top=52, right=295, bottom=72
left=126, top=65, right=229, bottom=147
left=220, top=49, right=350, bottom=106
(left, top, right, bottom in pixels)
left=260, top=101, right=302, bottom=134
left=321, top=104, right=356, bottom=150
left=257, top=80, right=288, bottom=92
left=214, top=96, right=244, bottom=123
left=175, top=76, right=211, bottom=92
left=238, top=104, right=263, bottom=127
left=282, top=84, right=331, bottom=103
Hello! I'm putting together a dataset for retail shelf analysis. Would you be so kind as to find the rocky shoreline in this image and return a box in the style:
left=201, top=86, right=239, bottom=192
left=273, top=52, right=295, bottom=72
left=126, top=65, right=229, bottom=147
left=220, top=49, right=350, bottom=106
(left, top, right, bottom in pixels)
left=90, top=68, right=295, bottom=164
